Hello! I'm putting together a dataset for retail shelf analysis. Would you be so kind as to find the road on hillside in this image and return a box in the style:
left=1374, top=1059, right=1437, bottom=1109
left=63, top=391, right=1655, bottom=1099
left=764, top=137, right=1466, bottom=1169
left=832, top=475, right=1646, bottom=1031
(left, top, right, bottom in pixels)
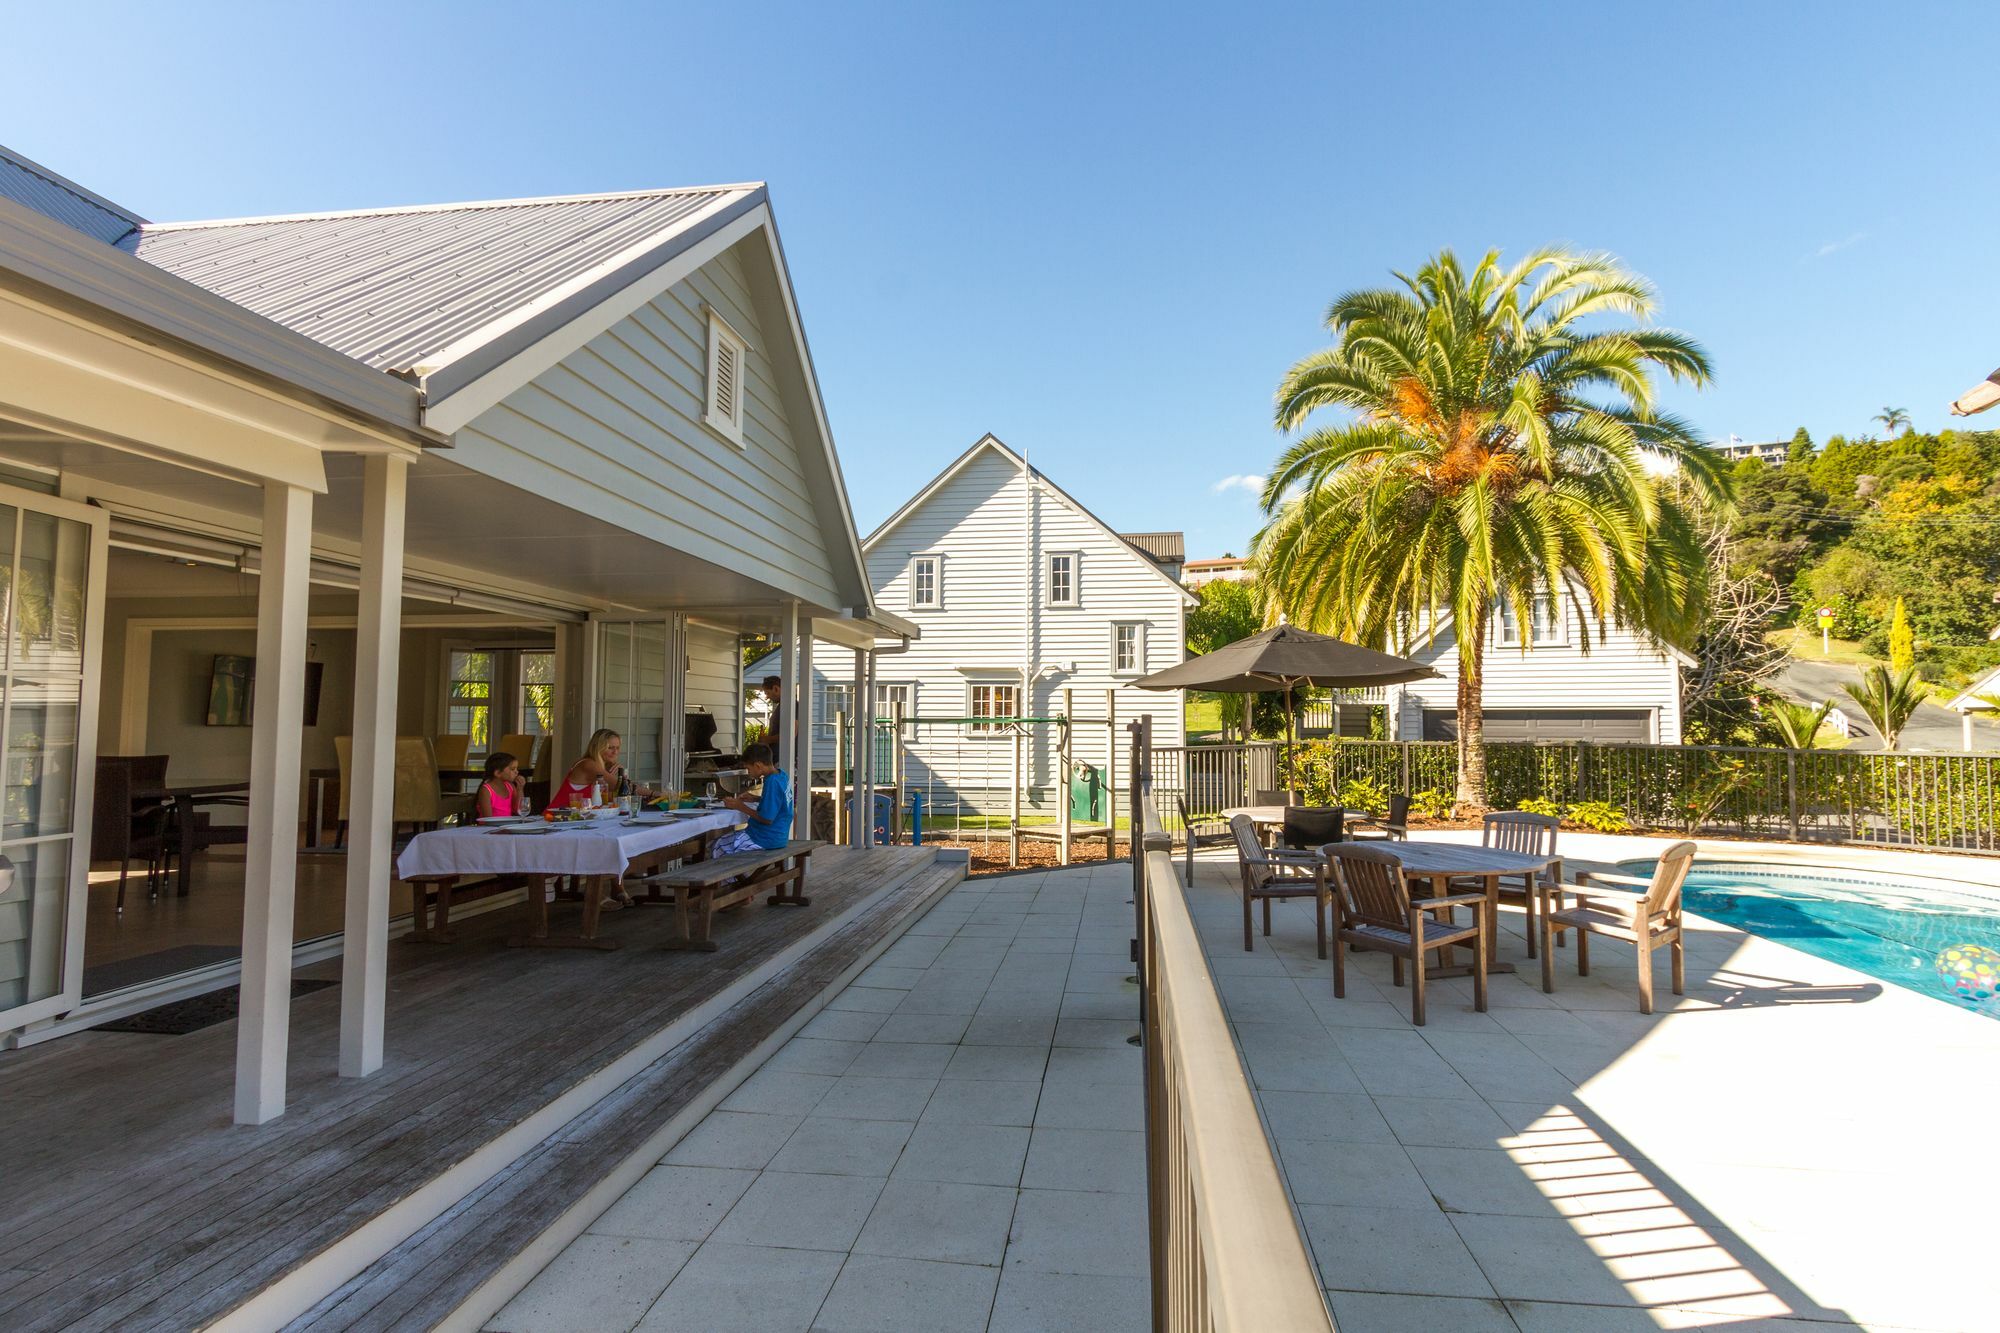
left=1773, top=657, right=2000, bottom=753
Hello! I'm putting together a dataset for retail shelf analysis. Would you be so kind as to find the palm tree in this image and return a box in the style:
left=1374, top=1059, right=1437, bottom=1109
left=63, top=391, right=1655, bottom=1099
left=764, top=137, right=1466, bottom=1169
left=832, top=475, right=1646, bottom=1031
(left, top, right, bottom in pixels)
left=1256, top=249, right=1725, bottom=809
left=1873, top=406, right=1912, bottom=435
left=1842, top=665, right=1923, bottom=750
left=1765, top=698, right=1835, bottom=749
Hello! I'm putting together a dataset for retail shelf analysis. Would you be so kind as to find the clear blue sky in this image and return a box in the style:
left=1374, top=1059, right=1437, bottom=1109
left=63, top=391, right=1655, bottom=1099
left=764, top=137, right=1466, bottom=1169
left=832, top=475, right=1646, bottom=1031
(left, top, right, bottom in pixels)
left=6, top=2, right=1995, bottom=558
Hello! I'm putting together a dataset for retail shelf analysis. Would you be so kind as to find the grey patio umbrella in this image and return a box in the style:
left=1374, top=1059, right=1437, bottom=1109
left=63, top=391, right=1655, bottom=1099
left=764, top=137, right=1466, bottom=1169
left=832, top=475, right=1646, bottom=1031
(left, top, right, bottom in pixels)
left=1133, top=623, right=1438, bottom=788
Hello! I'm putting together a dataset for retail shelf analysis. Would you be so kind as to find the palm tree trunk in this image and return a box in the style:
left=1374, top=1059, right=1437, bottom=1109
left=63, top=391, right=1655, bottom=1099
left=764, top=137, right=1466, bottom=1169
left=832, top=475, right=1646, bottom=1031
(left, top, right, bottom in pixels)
left=1456, top=612, right=1488, bottom=812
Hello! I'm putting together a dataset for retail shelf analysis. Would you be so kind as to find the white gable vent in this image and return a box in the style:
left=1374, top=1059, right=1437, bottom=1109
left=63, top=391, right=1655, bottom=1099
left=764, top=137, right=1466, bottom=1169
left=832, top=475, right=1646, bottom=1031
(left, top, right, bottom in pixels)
left=704, top=309, right=748, bottom=447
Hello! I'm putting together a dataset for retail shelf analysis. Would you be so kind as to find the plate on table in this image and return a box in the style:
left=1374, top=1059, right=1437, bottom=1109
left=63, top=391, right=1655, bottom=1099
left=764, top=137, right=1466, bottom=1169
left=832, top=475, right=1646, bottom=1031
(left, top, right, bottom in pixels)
left=477, top=816, right=535, bottom=825
left=491, top=824, right=559, bottom=836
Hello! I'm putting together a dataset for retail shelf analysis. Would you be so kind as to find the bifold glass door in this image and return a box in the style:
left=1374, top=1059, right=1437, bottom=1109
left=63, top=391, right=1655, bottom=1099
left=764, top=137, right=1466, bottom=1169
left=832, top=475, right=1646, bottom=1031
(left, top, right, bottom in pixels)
left=595, top=620, right=669, bottom=786
left=0, top=490, right=105, bottom=1032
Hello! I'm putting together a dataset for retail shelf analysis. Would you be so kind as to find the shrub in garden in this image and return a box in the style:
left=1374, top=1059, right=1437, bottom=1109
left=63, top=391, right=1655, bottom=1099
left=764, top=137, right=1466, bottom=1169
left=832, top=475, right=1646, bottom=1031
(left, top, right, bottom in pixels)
left=1566, top=800, right=1630, bottom=833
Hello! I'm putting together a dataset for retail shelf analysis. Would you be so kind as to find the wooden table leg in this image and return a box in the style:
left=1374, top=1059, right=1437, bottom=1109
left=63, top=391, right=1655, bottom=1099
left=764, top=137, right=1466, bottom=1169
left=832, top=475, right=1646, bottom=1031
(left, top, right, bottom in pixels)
left=663, top=885, right=720, bottom=952
left=407, top=876, right=462, bottom=943
left=508, top=873, right=621, bottom=950
left=176, top=795, right=195, bottom=896
left=581, top=876, right=605, bottom=939
left=1428, top=871, right=1515, bottom=978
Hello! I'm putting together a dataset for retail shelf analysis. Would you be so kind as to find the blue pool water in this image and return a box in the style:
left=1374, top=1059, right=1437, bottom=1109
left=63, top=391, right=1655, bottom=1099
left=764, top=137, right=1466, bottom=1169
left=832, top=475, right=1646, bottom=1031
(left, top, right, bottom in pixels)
left=1617, top=860, right=2000, bottom=1019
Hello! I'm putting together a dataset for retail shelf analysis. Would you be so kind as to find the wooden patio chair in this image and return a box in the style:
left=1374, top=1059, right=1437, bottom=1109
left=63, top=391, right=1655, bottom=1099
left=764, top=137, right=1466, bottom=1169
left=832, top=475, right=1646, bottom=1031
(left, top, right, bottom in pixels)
left=1348, top=793, right=1410, bottom=842
left=1252, top=788, right=1291, bottom=808
left=1459, top=810, right=1560, bottom=958
left=1229, top=813, right=1327, bottom=957
left=496, top=732, right=538, bottom=773
left=1540, top=840, right=1696, bottom=1014
left=91, top=757, right=171, bottom=913
left=1175, top=796, right=1232, bottom=886
left=1325, top=842, right=1488, bottom=1026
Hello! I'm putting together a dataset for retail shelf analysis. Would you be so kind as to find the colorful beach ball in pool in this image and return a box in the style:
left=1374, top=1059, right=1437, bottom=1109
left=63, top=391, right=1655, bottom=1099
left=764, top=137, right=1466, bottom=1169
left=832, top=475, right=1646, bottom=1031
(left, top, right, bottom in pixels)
left=1935, top=944, right=2000, bottom=1007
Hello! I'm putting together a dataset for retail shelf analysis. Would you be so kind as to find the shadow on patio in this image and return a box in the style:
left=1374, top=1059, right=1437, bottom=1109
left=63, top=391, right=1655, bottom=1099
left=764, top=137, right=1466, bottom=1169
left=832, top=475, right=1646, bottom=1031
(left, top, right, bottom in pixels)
left=1183, top=845, right=1994, bottom=1332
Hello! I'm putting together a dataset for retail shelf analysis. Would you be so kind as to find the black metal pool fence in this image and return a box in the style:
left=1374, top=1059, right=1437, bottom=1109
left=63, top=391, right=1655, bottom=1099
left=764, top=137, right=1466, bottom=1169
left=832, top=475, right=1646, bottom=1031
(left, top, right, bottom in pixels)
left=1146, top=739, right=2000, bottom=856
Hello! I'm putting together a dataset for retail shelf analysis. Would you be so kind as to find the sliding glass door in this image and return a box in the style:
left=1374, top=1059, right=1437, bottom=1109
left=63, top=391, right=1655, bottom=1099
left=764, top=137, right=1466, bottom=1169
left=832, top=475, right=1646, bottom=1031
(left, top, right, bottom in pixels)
left=0, top=487, right=106, bottom=1032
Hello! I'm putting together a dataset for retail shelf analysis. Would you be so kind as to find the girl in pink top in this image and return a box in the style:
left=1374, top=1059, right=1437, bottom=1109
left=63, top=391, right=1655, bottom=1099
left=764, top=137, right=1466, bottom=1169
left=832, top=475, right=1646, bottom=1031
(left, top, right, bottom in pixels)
left=476, top=751, right=527, bottom=819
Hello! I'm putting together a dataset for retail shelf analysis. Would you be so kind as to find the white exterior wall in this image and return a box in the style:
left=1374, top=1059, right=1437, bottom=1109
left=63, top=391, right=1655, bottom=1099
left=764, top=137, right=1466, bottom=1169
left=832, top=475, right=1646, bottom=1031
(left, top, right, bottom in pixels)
left=752, top=443, right=1188, bottom=813
left=685, top=622, right=742, bottom=754
left=452, top=243, right=840, bottom=607
left=1390, top=596, right=1685, bottom=743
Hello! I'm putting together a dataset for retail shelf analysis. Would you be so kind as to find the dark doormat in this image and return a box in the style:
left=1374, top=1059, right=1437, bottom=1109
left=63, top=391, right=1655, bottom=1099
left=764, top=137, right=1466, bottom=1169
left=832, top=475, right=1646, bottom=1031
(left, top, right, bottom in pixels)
left=95, top=979, right=338, bottom=1035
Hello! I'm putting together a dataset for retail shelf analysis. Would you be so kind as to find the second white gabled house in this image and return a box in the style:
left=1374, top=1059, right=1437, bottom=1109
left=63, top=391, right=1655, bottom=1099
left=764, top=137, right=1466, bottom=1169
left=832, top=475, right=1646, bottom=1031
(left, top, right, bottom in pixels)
left=748, top=434, right=1194, bottom=815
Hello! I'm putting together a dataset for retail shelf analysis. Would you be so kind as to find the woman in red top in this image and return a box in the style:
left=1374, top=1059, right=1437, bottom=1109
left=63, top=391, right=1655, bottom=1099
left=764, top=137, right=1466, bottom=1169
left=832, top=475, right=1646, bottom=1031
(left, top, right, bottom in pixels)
left=550, top=729, right=622, bottom=811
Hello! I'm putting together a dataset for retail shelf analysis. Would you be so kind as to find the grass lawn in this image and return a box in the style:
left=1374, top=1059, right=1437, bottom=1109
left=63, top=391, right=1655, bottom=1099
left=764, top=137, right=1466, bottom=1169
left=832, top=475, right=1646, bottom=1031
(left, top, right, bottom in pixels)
left=1766, top=626, right=1883, bottom=669
left=1186, top=695, right=1224, bottom=741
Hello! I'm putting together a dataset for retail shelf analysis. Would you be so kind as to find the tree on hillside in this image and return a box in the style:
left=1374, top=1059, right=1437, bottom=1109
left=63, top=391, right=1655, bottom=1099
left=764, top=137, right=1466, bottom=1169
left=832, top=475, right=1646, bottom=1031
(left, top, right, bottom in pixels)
left=1874, top=406, right=1912, bottom=436
left=1683, top=528, right=1790, bottom=743
left=1888, top=597, right=1915, bottom=674
left=1786, top=427, right=1815, bottom=467
left=1728, top=460, right=1842, bottom=590
left=1255, top=248, right=1724, bottom=808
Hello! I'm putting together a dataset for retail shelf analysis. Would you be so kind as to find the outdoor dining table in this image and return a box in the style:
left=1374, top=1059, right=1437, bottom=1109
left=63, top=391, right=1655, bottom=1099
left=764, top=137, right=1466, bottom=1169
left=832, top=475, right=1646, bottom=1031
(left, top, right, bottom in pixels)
left=134, top=780, right=254, bottom=893
left=1384, top=840, right=1561, bottom=978
left=1222, top=805, right=1373, bottom=828
left=394, top=808, right=741, bottom=949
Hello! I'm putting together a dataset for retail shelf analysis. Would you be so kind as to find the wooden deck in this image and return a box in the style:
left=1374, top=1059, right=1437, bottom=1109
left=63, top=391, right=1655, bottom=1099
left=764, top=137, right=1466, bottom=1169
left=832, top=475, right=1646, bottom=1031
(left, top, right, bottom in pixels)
left=0, top=845, right=959, bottom=1333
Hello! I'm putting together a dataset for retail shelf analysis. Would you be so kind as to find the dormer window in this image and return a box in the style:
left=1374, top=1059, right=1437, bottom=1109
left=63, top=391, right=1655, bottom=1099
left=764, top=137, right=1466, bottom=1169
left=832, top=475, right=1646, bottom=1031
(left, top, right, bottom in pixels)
left=703, top=309, right=748, bottom=447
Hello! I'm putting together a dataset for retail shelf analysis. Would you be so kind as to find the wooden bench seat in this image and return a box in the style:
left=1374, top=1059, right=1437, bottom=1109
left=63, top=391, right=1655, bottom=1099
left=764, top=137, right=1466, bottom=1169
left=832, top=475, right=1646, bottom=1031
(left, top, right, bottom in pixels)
left=640, top=840, right=823, bottom=952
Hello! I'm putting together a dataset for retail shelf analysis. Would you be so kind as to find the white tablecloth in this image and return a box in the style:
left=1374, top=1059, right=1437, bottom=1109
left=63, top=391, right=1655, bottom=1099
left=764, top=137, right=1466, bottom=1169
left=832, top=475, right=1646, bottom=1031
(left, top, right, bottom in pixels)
left=395, top=809, right=741, bottom=880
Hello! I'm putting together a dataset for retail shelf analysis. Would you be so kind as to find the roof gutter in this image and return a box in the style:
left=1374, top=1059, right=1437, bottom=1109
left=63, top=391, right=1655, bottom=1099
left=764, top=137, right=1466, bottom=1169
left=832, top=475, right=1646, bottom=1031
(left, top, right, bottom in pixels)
left=0, top=198, right=441, bottom=451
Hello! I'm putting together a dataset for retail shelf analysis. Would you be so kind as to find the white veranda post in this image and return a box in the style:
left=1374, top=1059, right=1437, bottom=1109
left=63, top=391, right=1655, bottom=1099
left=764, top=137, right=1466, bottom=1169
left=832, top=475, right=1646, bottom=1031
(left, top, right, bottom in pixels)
left=236, top=482, right=314, bottom=1125
left=794, top=624, right=815, bottom=840
left=339, top=455, right=407, bottom=1080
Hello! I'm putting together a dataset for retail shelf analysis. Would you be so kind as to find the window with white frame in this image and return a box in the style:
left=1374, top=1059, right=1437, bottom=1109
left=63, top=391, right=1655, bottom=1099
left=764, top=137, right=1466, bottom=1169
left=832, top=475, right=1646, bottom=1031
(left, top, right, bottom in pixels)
left=1496, top=593, right=1567, bottom=647
left=968, top=681, right=1020, bottom=734
left=1110, top=622, right=1146, bottom=674
left=819, top=683, right=854, bottom=737
left=910, top=555, right=940, bottom=609
left=875, top=682, right=912, bottom=717
left=703, top=309, right=749, bottom=447
left=1047, top=551, right=1078, bottom=607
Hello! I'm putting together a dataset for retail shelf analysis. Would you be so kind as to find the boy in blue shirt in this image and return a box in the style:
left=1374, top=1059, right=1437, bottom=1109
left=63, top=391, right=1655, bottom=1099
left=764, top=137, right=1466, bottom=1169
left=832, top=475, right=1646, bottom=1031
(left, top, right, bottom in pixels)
left=715, top=743, right=792, bottom=854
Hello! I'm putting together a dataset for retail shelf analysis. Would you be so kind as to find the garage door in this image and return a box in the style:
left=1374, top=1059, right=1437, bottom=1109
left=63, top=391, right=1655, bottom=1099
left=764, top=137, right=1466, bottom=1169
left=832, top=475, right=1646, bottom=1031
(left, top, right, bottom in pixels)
left=1422, top=709, right=1652, bottom=744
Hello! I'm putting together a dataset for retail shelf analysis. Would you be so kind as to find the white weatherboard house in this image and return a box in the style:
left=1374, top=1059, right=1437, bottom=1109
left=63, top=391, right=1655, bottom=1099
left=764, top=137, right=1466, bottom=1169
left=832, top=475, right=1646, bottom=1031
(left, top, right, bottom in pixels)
left=1386, top=591, right=1694, bottom=744
left=748, top=434, right=1195, bottom=815
left=0, top=143, right=917, bottom=1119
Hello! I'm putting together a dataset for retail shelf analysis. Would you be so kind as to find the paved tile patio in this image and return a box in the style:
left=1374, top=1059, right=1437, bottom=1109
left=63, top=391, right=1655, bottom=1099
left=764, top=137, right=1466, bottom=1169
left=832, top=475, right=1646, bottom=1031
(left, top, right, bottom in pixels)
left=492, top=833, right=1997, bottom=1332
left=1194, top=831, right=1999, bottom=1333
left=487, top=863, right=1149, bottom=1333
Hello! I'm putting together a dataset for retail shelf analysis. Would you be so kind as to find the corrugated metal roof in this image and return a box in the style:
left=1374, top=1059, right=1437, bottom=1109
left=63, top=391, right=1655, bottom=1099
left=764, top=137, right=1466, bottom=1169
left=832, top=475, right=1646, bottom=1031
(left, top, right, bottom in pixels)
left=1121, top=531, right=1185, bottom=564
left=128, top=186, right=758, bottom=374
left=0, top=146, right=144, bottom=245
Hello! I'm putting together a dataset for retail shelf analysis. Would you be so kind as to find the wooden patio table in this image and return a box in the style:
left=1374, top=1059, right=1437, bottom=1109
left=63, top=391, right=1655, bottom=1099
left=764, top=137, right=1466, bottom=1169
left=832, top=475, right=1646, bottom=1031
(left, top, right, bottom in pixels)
left=134, top=780, right=254, bottom=893
left=394, top=809, right=741, bottom=948
left=1384, top=840, right=1560, bottom=977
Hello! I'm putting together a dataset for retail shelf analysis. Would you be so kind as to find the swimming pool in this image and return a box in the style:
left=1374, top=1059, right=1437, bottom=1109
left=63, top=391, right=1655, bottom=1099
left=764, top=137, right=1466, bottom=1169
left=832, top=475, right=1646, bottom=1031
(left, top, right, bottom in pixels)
left=1617, top=859, right=2000, bottom=1019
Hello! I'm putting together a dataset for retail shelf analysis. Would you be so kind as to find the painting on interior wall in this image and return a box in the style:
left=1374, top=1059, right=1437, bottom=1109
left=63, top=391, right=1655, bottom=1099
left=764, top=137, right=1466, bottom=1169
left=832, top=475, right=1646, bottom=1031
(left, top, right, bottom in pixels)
left=206, top=655, right=325, bottom=726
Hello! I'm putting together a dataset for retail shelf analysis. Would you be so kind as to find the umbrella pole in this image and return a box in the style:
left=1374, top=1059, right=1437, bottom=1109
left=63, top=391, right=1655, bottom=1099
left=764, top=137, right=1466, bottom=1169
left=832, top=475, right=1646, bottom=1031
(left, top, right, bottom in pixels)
left=1285, top=682, right=1296, bottom=803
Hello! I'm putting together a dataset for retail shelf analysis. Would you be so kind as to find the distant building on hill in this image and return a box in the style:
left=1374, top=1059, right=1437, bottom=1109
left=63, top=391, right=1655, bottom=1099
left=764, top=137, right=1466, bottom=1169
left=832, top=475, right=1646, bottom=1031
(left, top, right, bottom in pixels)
left=1708, top=435, right=1789, bottom=465
left=1184, top=555, right=1251, bottom=588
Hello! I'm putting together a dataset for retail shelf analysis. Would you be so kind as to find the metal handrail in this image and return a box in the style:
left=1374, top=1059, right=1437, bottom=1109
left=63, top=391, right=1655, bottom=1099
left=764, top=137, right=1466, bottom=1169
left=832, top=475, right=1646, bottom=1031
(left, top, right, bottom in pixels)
left=1131, top=718, right=1335, bottom=1331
